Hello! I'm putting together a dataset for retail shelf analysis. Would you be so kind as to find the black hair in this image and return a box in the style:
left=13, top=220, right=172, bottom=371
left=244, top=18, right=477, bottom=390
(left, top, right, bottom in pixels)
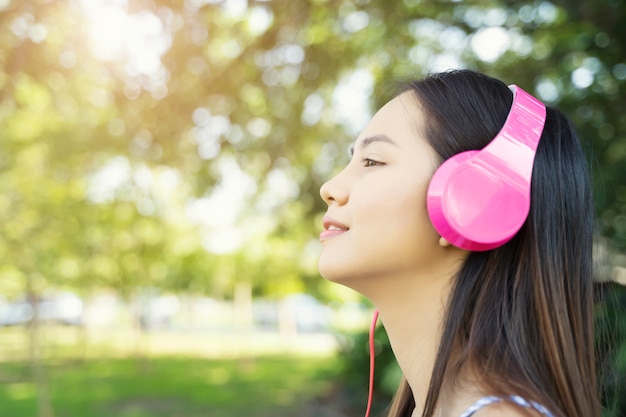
left=386, top=70, right=599, bottom=417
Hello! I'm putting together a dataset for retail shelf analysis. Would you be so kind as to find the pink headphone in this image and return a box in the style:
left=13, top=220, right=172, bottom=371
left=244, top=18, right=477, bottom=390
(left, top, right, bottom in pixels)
left=426, top=85, right=547, bottom=251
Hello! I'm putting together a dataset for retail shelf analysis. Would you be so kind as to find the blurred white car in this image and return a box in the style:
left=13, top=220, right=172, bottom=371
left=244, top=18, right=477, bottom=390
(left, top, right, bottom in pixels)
left=0, top=292, right=83, bottom=326
left=281, top=293, right=332, bottom=332
left=253, top=293, right=331, bottom=332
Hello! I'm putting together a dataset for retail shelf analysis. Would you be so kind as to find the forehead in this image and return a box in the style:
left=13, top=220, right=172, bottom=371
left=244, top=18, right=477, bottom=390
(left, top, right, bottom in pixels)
left=356, top=92, right=425, bottom=146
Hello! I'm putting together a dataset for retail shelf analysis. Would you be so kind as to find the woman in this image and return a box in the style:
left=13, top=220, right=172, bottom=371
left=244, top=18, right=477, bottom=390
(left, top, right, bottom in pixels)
left=318, top=70, right=599, bottom=417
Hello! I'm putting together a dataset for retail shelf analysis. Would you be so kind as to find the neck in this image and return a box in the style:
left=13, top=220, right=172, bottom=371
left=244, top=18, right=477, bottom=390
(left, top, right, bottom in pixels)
left=361, top=267, right=456, bottom=414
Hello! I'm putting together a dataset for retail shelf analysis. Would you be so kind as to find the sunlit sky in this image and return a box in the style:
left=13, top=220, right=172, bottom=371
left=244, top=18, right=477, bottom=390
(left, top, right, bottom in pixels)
left=80, top=0, right=169, bottom=76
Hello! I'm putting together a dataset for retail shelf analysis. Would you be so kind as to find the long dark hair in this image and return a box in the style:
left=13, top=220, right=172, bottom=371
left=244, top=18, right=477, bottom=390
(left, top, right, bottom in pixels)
left=386, top=70, right=599, bottom=417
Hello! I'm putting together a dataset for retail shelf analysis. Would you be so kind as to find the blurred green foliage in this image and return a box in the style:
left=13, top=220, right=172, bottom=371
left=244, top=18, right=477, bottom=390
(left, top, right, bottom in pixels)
left=595, top=283, right=626, bottom=417
left=335, top=325, right=401, bottom=416
left=1, top=0, right=625, bottom=302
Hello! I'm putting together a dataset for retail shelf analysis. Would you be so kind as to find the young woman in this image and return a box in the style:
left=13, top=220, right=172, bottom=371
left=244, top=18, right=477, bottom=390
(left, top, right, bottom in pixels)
left=318, top=70, right=599, bottom=417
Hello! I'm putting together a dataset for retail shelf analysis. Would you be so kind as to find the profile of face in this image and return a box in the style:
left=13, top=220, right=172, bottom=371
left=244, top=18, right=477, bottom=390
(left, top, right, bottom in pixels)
left=319, top=92, right=456, bottom=288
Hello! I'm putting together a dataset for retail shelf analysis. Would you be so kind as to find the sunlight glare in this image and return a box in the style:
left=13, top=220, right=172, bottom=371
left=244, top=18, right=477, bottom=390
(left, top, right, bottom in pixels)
left=89, top=6, right=129, bottom=61
left=87, top=156, right=132, bottom=204
left=185, top=157, right=257, bottom=254
left=471, top=27, right=510, bottom=62
left=331, top=69, right=374, bottom=135
left=80, top=0, right=170, bottom=77
left=247, top=6, right=274, bottom=36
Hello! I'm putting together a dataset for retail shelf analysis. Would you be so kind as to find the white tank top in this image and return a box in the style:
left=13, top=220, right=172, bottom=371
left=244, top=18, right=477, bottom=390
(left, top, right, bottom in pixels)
left=458, top=395, right=555, bottom=417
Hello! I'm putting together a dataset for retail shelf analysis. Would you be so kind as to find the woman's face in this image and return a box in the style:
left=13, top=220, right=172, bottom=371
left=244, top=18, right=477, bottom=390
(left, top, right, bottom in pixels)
left=318, top=92, right=449, bottom=285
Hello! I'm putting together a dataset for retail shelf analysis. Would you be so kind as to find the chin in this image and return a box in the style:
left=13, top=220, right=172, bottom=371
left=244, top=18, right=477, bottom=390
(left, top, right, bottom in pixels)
left=318, top=247, right=361, bottom=280
left=318, top=259, right=377, bottom=295
left=318, top=259, right=351, bottom=284
left=318, top=260, right=342, bottom=283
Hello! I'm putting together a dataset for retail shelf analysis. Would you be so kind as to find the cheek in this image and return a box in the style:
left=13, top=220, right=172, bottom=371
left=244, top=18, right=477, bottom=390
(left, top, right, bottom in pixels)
left=365, top=182, right=438, bottom=249
left=398, top=199, right=436, bottom=242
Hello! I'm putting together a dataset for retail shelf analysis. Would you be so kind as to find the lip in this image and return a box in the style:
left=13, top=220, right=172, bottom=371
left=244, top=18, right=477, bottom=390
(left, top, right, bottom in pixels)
left=320, top=215, right=350, bottom=242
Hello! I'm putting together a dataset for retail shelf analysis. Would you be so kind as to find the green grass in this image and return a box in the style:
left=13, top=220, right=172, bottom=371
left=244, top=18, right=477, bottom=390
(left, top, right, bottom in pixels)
left=0, top=355, right=342, bottom=417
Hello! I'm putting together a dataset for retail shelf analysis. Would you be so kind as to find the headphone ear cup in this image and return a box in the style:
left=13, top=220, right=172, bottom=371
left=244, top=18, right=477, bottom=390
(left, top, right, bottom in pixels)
left=427, top=150, right=478, bottom=250
left=427, top=150, right=531, bottom=251
left=427, top=85, right=544, bottom=252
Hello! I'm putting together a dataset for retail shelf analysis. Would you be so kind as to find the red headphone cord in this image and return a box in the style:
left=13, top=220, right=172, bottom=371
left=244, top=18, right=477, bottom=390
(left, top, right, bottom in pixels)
left=365, top=309, right=380, bottom=417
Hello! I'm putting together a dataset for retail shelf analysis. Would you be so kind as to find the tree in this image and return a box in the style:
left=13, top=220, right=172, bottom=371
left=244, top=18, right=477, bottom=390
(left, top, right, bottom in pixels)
left=1, top=0, right=625, bottom=414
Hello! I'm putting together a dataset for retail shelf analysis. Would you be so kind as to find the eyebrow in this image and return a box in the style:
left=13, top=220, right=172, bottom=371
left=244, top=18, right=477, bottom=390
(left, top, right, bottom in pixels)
left=349, top=134, right=398, bottom=156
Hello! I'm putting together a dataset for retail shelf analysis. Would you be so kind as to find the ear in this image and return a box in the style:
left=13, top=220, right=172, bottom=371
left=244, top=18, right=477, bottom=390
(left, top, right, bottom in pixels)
left=439, top=236, right=452, bottom=248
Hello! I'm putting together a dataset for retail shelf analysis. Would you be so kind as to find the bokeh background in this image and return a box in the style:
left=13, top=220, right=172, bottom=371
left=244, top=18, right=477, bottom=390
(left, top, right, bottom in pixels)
left=1, top=0, right=626, bottom=416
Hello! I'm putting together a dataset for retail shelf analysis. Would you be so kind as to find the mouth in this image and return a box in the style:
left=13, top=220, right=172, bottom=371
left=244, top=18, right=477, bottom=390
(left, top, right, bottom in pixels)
left=320, top=216, right=349, bottom=241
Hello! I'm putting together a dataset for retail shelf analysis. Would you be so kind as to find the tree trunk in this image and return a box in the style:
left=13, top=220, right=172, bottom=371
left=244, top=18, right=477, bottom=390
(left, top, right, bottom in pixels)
left=234, top=282, right=253, bottom=356
left=26, top=274, right=55, bottom=417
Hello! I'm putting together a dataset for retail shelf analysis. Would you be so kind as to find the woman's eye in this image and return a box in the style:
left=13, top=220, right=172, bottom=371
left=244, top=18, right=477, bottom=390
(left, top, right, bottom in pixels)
left=362, top=158, right=382, bottom=167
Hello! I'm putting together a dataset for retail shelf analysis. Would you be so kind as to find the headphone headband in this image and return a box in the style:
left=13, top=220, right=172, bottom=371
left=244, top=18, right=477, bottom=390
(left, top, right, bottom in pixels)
left=482, top=85, right=547, bottom=181
left=427, top=85, right=547, bottom=251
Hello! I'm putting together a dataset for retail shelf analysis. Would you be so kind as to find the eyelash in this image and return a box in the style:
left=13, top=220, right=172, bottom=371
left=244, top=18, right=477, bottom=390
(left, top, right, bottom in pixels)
left=361, top=157, right=383, bottom=167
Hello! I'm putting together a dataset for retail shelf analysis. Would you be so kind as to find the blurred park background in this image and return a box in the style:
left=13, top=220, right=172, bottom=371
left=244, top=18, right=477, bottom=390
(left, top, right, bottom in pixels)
left=1, top=0, right=626, bottom=416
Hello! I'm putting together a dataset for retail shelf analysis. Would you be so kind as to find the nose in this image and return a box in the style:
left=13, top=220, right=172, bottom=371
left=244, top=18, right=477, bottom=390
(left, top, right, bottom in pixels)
left=320, top=171, right=348, bottom=206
